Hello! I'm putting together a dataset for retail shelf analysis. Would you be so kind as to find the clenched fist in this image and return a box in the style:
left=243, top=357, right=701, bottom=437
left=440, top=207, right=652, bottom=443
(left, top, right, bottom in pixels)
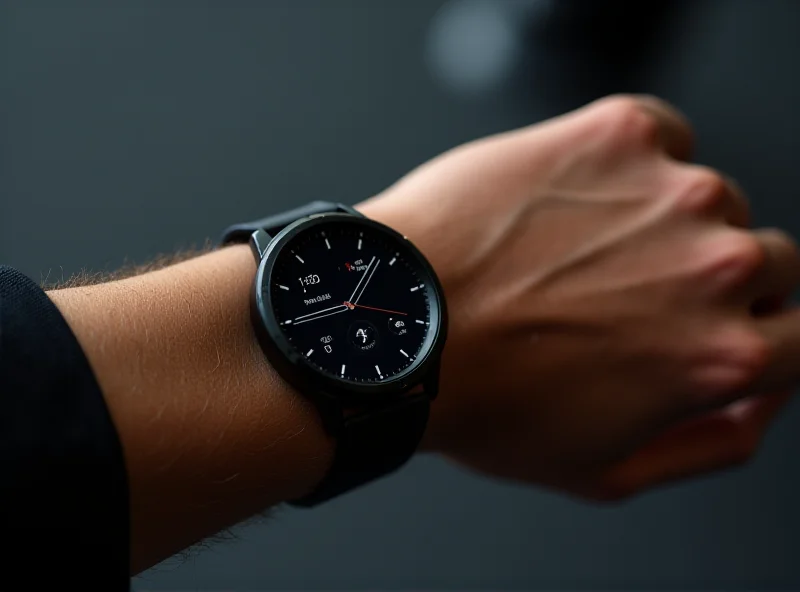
left=360, top=95, right=800, bottom=500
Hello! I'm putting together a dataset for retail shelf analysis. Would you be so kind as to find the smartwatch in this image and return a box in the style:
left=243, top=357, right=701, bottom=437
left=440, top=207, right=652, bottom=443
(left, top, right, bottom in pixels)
left=221, top=201, right=448, bottom=506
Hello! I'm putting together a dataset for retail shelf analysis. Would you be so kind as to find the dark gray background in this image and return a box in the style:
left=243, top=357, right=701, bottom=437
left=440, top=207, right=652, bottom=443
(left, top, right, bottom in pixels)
left=2, top=0, right=799, bottom=589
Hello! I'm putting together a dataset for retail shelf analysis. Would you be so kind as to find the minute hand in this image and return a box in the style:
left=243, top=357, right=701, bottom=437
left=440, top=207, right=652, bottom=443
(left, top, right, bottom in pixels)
left=347, top=256, right=376, bottom=303
left=352, top=258, right=380, bottom=305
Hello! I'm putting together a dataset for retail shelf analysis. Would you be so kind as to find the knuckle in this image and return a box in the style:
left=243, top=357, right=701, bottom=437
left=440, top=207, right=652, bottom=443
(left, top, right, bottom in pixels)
left=594, top=95, right=660, bottom=148
left=771, top=227, right=798, bottom=247
left=705, top=233, right=765, bottom=288
left=592, top=93, right=639, bottom=112
left=733, top=331, right=773, bottom=384
left=730, top=331, right=772, bottom=392
left=696, top=329, right=772, bottom=398
left=675, top=167, right=730, bottom=216
left=765, top=227, right=800, bottom=259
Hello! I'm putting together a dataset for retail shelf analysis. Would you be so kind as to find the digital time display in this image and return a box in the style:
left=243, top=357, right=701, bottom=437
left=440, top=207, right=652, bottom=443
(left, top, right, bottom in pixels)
left=268, top=222, right=433, bottom=383
left=298, top=274, right=320, bottom=287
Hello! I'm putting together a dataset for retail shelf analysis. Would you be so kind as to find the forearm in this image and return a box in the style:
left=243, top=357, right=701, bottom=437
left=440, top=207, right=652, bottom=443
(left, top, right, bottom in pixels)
left=47, top=244, right=334, bottom=574
left=39, top=94, right=775, bottom=577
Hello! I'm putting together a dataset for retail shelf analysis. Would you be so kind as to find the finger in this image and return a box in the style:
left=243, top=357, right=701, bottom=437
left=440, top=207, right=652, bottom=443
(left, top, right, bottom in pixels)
left=635, top=95, right=695, bottom=162
left=748, top=228, right=800, bottom=304
left=593, top=392, right=791, bottom=498
left=751, top=306, right=800, bottom=392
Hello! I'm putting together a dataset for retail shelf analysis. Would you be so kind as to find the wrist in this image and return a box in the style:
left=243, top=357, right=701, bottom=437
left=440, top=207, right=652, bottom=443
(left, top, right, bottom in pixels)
left=355, top=197, right=455, bottom=455
left=48, top=245, right=334, bottom=571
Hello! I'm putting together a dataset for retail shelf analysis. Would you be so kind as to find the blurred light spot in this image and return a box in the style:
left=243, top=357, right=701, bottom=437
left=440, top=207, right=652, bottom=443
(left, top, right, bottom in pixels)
left=426, top=0, right=520, bottom=96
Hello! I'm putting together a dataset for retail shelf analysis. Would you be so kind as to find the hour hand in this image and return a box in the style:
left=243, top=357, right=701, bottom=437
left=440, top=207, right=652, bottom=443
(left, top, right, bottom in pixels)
left=291, top=304, right=348, bottom=326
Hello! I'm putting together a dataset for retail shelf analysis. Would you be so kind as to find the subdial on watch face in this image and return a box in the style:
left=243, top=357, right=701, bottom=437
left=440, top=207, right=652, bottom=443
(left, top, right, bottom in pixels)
left=269, top=223, right=432, bottom=383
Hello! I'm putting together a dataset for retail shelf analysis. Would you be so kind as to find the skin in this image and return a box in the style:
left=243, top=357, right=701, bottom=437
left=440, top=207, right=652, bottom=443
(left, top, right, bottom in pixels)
left=48, top=95, right=800, bottom=574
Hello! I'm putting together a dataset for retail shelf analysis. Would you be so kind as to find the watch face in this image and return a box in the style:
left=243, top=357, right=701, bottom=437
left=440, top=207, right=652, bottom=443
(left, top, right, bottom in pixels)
left=262, top=217, right=442, bottom=386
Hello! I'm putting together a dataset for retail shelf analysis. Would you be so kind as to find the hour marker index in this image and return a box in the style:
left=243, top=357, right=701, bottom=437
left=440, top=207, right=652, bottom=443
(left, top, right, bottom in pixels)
left=400, top=349, right=409, bottom=358
left=295, top=253, right=305, bottom=263
left=415, top=319, right=425, bottom=325
left=341, top=364, right=346, bottom=377
left=410, top=284, right=424, bottom=292
left=375, top=365, right=383, bottom=378
left=389, top=257, right=396, bottom=266
left=325, top=238, right=331, bottom=249
left=306, top=349, right=314, bottom=356
left=357, top=238, right=362, bottom=250
left=278, top=284, right=290, bottom=291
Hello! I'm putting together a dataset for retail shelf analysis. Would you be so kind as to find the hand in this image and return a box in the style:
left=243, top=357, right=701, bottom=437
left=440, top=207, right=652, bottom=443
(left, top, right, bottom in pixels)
left=359, top=95, right=800, bottom=500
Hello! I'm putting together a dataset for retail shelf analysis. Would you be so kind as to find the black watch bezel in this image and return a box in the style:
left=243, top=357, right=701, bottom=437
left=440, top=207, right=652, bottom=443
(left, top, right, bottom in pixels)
left=250, top=213, right=447, bottom=409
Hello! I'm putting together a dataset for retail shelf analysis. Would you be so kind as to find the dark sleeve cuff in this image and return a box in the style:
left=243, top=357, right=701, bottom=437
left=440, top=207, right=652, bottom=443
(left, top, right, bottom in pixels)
left=0, top=266, right=129, bottom=587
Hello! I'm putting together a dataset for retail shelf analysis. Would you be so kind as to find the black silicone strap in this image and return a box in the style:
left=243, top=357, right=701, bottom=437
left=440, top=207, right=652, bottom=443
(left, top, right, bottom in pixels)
left=291, top=394, right=430, bottom=507
left=220, top=201, right=359, bottom=244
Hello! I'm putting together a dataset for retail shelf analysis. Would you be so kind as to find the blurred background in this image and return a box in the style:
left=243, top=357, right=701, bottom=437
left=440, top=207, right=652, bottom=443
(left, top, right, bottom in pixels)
left=3, top=0, right=800, bottom=589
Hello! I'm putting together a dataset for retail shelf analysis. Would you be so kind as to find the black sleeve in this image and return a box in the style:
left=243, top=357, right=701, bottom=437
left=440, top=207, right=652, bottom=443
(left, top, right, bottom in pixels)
left=0, top=266, right=129, bottom=588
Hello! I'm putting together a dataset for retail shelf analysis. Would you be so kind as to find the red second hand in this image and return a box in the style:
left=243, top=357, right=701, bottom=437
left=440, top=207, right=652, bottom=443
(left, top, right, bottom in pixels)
left=343, top=302, right=408, bottom=316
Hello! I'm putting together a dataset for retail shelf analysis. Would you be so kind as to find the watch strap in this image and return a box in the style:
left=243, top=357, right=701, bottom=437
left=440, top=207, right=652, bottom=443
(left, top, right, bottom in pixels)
left=290, top=394, right=430, bottom=507
left=220, top=201, right=360, bottom=244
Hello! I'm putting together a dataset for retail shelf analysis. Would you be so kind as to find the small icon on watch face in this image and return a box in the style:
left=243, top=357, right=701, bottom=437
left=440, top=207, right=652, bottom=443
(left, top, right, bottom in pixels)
left=388, top=317, right=407, bottom=335
left=348, top=320, right=378, bottom=352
